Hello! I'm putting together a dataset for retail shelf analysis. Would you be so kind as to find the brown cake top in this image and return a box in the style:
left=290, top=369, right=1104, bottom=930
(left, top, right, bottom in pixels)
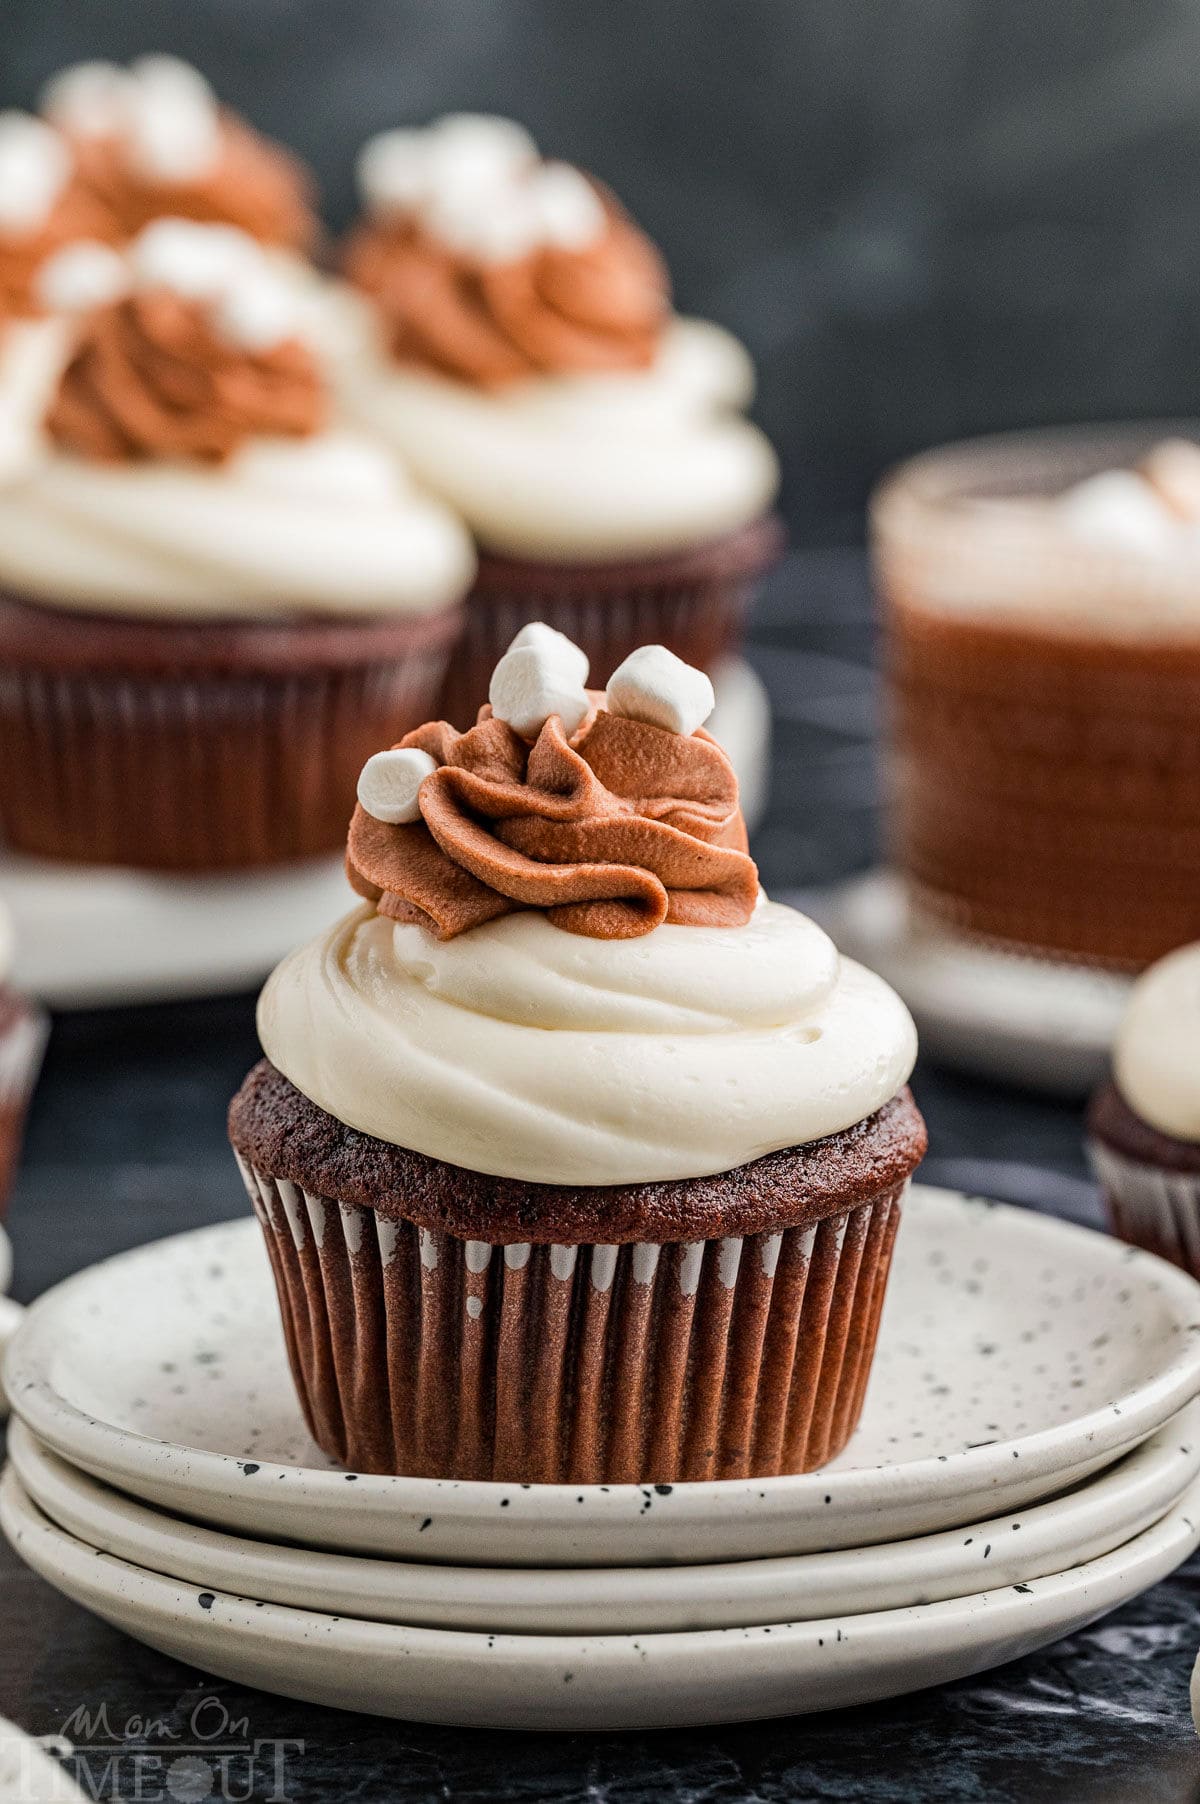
left=45, top=218, right=326, bottom=464
left=344, top=115, right=669, bottom=387
left=0, top=112, right=117, bottom=322
left=41, top=57, right=317, bottom=251
left=348, top=627, right=758, bottom=941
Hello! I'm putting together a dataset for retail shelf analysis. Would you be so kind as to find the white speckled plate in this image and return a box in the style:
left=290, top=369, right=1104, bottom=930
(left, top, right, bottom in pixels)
left=7, top=1186, right=1200, bottom=1566
left=0, top=661, right=768, bottom=1012
left=802, top=868, right=1133, bottom=1097
left=10, top=1403, right=1200, bottom=1635
left=4, top=1464, right=1198, bottom=1731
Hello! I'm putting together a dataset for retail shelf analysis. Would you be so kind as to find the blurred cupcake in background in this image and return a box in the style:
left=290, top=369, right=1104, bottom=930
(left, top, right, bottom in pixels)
left=1088, top=943, right=1200, bottom=1275
left=0, top=218, right=474, bottom=872
left=0, top=110, right=118, bottom=476
left=338, top=114, right=782, bottom=725
left=0, top=898, right=48, bottom=1221
left=39, top=55, right=318, bottom=254
left=874, top=426, right=1200, bottom=970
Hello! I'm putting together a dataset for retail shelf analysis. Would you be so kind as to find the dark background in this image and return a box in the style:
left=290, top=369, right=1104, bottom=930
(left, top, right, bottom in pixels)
left=6, top=0, right=1199, bottom=544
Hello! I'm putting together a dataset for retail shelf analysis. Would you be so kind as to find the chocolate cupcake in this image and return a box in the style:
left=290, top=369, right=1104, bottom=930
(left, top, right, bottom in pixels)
left=336, top=115, right=782, bottom=724
left=0, top=218, right=474, bottom=871
left=39, top=56, right=317, bottom=252
left=229, top=629, right=924, bottom=1483
left=874, top=426, right=1200, bottom=969
left=0, top=901, right=47, bottom=1220
left=1088, top=943, right=1200, bottom=1275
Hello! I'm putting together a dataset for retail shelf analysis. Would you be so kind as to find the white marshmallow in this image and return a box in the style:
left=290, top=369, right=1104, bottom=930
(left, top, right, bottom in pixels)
left=429, top=114, right=537, bottom=185
left=213, top=271, right=300, bottom=351
left=130, top=217, right=261, bottom=298
left=421, top=181, right=541, bottom=265
left=490, top=645, right=591, bottom=738
left=532, top=162, right=605, bottom=251
left=606, top=645, right=715, bottom=736
left=39, top=61, right=134, bottom=139
left=0, top=112, right=72, bottom=233
left=357, top=747, right=438, bottom=824
left=507, top=621, right=589, bottom=686
left=125, top=58, right=221, bottom=183
left=356, top=128, right=430, bottom=214
left=35, top=239, right=128, bottom=312
left=1057, top=470, right=1175, bottom=555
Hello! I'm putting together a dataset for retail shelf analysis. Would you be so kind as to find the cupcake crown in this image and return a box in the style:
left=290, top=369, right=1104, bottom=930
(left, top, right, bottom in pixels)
left=39, top=56, right=316, bottom=251
left=348, top=628, right=757, bottom=940
left=344, top=113, right=670, bottom=387
left=0, top=111, right=116, bottom=321
left=43, top=218, right=326, bottom=463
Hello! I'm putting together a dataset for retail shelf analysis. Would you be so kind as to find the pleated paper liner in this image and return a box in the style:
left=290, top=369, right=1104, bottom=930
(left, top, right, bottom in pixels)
left=0, top=596, right=464, bottom=871
left=0, top=991, right=48, bottom=1218
left=437, top=514, right=784, bottom=730
left=236, top=1154, right=907, bottom=1484
left=1089, top=1140, right=1200, bottom=1280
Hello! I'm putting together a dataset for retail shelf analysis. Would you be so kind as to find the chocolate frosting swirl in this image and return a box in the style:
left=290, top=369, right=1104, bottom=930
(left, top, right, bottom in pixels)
left=347, top=703, right=759, bottom=939
left=47, top=289, right=327, bottom=462
left=344, top=198, right=670, bottom=388
left=0, top=185, right=115, bottom=321
left=72, top=114, right=317, bottom=251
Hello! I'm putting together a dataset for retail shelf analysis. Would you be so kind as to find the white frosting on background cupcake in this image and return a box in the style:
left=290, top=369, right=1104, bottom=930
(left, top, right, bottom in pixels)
left=258, top=898, right=918, bottom=1186
left=337, top=312, right=779, bottom=561
left=1114, top=943, right=1200, bottom=1143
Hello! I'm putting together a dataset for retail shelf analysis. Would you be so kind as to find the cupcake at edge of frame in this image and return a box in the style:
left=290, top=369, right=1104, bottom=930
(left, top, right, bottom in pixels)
left=1088, top=942, right=1200, bottom=1275
left=229, top=625, right=925, bottom=1485
left=0, top=898, right=48, bottom=1221
left=337, top=114, right=783, bottom=724
left=0, top=218, right=475, bottom=871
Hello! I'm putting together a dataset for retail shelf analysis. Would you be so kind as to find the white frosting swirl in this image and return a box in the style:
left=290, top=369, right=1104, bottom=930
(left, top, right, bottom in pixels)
left=257, top=898, right=918, bottom=1186
left=0, top=429, right=475, bottom=618
left=1114, top=943, right=1200, bottom=1144
left=335, top=312, right=780, bottom=560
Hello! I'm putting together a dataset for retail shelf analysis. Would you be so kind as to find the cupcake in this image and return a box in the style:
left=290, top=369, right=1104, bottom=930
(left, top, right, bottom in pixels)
left=0, top=218, right=475, bottom=871
left=39, top=56, right=317, bottom=253
left=1088, top=943, right=1200, bottom=1274
left=0, top=111, right=118, bottom=476
left=337, top=114, right=783, bottom=726
left=229, top=628, right=924, bottom=1483
left=0, top=899, right=48, bottom=1219
left=874, top=426, right=1200, bottom=969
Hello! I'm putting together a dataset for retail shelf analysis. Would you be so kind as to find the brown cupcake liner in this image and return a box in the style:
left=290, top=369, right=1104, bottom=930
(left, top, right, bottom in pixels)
left=438, top=514, right=785, bottom=729
left=0, top=601, right=463, bottom=871
left=236, top=1153, right=906, bottom=1484
left=0, top=991, right=48, bottom=1220
left=1088, top=1140, right=1200, bottom=1278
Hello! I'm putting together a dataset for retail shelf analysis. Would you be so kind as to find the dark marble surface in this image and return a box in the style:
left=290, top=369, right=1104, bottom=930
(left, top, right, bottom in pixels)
left=2, top=550, right=1199, bottom=1800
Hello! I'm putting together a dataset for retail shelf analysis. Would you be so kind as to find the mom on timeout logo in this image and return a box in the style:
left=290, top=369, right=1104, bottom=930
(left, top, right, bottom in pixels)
left=5, top=1695, right=305, bottom=1801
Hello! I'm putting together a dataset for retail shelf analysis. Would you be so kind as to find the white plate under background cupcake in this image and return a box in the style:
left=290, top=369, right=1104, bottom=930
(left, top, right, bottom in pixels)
left=1, top=659, right=767, bottom=1010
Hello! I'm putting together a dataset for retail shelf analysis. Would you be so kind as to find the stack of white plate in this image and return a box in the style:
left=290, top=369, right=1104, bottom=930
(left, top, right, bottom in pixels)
left=4, top=1185, right=1200, bottom=1731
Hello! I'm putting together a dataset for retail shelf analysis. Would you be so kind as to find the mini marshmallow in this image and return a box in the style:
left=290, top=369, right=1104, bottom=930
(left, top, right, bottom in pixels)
left=490, top=645, right=591, bottom=739
left=35, top=239, right=128, bottom=312
left=429, top=114, right=538, bottom=184
left=130, top=218, right=261, bottom=299
left=606, top=645, right=715, bottom=737
left=532, top=162, right=605, bottom=251
left=356, top=128, right=431, bottom=214
left=0, top=112, right=72, bottom=234
left=357, top=747, right=438, bottom=824
left=1057, top=470, right=1175, bottom=555
left=422, top=181, right=542, bottom=265
left=39, top=61, right=134, bottom=139
left=507, top=621, right=589, bottom=686
left=213, top=271, right=300, bottom=351
left=1141, top=438, right=1200, bottom=523
left=125, top=57, right=221, bottom=182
